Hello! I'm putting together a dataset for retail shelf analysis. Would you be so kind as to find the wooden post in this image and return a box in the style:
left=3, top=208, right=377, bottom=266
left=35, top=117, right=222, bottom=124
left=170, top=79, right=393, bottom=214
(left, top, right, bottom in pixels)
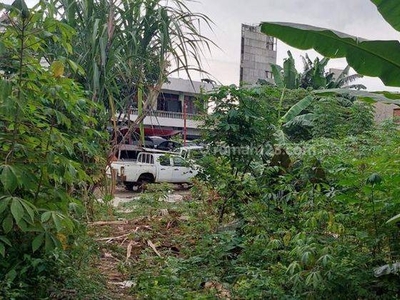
left=110, top=168, right=116, bottom=196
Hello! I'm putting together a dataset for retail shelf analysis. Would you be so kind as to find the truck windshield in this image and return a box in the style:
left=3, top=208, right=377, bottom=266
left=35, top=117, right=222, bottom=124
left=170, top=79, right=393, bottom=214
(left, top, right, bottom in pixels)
left=172, top=156, right=186, bottom=167
left=159, top=156, right=171, bottom=166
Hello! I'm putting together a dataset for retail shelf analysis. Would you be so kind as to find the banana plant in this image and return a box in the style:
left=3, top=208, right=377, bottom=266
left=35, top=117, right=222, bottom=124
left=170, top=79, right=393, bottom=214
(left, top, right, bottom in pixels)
left=326, top=65, right=366, bottom=90
left=271, top=51, right=300, bottom=89
left=261, top=0, right=400, bottom=227
left=274, top=94, right=314, bottom=144
left=260, top=1, right=400, bottom=88
left=300, top=54, right=329, bottom=89
left=271, top=51, right=366, bottom=91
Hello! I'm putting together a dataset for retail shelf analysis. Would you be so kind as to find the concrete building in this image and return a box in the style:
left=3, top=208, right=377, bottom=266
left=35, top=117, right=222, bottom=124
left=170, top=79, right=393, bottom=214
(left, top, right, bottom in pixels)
left=373, top=102, right=400, bottom=123
left=240, top=24, right=277, bottom=85
left=328, top=68, right=400, bottom=123
left=122, top=77, right=214, bottom=140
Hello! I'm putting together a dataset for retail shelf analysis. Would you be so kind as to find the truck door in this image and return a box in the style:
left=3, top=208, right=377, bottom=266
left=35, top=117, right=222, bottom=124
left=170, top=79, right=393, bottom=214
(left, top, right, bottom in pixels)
left=171, top=156, right=193, bottom=183
left=156, top=155, right=173, bottom=182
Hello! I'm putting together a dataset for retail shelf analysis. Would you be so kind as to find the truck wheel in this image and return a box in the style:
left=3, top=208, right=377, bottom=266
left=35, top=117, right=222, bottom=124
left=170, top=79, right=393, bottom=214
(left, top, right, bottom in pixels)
left=181, top=183, right=194, bottom=190
left=137, top=179, right=148, bottom=192
left=137, top=176, right=153, bottom=192
left=124, top=182, right=135, bottom=191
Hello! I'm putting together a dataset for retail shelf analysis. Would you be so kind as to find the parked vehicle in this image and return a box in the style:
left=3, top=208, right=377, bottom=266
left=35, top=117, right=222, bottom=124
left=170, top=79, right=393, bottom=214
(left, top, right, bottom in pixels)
left=131, top=136, right=155, bottom=148
left=156, top=140, right=182, bottom=151
left=148, top=136, right=167, bottom=148
left=110, top=151, right=198, bottom=191
left=111, top=144, right=143, bottom=161
left=174, top=145, right=205, bottom=161
left=109, top=144, right=172, bottom=161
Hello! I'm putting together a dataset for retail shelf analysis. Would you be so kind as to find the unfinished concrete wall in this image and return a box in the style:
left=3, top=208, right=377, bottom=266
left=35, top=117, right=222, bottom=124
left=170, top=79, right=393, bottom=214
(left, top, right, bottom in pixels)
left=240, top=24, right=277, bottom=85
left=373, top=102, right=398, bottom=123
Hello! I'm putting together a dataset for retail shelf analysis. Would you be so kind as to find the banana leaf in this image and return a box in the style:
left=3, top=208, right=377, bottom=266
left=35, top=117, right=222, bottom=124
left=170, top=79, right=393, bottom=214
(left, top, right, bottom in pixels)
left=372, top=0, right=400, bottom=32
left=270, top=64, right=284, bottom=88
left=281, top=95, right=313, bottom=123
left=314, top=89, right=400, bottom=105
left=260, top=22, right=400, bottom=87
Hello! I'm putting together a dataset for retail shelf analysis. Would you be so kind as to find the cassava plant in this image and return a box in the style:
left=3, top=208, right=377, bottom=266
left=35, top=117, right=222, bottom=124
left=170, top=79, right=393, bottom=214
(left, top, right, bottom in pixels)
left=0, top=1, right=105, bottom=297
left=202, top=85, right=278, bottom=223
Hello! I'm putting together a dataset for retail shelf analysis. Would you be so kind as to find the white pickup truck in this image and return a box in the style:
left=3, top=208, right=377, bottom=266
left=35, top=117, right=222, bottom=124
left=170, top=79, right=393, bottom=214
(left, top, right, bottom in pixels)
left=110, top=151, right=198, bottom=191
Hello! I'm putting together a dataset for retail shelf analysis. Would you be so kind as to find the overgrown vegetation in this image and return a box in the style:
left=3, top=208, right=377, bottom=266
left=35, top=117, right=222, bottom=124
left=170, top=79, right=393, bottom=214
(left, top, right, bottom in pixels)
left=0, top=0, right=212, bottom=297
left=1, top=0, right=400, bottom=299
left=113, top=85, right=400, bottom=299
left=270, top=51, right=366, bottom=90
left=0, top=3, right=108, bottom=299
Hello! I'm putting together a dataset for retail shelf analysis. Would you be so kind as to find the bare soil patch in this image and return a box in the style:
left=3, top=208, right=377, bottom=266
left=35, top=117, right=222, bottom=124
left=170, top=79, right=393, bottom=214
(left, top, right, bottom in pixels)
left=88, top=185, right=192, bottom=299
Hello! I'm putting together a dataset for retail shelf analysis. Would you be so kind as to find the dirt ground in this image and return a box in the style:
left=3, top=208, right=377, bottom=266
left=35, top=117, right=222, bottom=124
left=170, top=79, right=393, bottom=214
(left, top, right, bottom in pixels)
left=89, top=185, right=192, bottom=299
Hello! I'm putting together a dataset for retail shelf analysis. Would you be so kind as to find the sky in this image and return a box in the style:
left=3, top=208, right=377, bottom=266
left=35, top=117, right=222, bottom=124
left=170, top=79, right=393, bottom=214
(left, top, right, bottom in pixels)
left=184, top=0, right=400, bottom=92
left=2, top=0, right=399, bottom=91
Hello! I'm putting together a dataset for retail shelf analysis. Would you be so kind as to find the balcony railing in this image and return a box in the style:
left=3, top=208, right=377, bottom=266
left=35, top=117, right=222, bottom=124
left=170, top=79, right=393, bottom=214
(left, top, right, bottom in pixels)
left=130, top=109, right=201, bottom=120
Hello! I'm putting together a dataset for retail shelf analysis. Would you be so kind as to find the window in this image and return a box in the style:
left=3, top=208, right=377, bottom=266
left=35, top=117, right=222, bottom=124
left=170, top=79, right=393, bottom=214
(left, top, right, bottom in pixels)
left=119, top=150, right=138, bottom=160
left=138, top=154, right=144, bottom=163
left=266, top=37, right=275, bottom=50
left=181, top=149, right=188, bottom=159
left=138, top=154, right=154, bottom=164
left=159, top=156, right=171, bottom=166
left=184, top=96, right=198, bottom=114
left=172, top=156, right=186, bottom=167
left=265, top=71, right=273, bottom=79
left=145, top=154, right=153, bottom=164
left=157, top=93, right=181, bottom=112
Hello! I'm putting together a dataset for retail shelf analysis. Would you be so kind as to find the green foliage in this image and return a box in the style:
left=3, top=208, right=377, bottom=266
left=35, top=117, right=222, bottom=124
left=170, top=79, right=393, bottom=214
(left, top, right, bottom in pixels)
left=45, top=0, right=215, bottom=146
left=283, top=50, right=299, bottom=89
left=201, top=85, right=281, bottom=222
left=3, top=1, right=400, bottom=298
left=326, top=65, right=366, bottom=90
left=203, top=85, right=277, bottom=173
left=260, top=2, right=400, bottom=87
left=271, top=51, right=365, bottom=91
left=170, top=81, right=398, bottom=298
left=282, top=95, right=374, bottom=142
left=281, top=95, right=313, bottom=124
left=0, top=1, right=106, bottom=296
left=310, top=97, right=374, bottom=139
left=300, top=54, right=330, bottom=89
left=191, top=124, right=400, bottom=298
left=372, top=0, right=400, bottom=31
left=102, top=117, right=400, bottom=299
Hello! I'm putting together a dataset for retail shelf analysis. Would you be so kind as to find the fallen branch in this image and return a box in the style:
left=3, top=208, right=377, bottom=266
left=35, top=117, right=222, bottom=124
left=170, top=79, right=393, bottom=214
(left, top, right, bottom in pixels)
left=126, top=240, right=136, bottom=260
left=147, top=240, right=162, bottom=257
left=95, top=233, right=131, bottom=242
left=88, top=220, right=128, bottom=226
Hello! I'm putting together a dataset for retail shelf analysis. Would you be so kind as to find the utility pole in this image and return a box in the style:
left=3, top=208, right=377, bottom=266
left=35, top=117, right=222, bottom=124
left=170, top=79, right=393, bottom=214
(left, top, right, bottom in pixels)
left=183, top=98, right=187, bottom=146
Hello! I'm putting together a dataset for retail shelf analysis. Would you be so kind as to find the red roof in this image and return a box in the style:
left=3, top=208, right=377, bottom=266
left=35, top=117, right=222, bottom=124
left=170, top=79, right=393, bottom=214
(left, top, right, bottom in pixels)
left=136, top=127, right=181, bottom=137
